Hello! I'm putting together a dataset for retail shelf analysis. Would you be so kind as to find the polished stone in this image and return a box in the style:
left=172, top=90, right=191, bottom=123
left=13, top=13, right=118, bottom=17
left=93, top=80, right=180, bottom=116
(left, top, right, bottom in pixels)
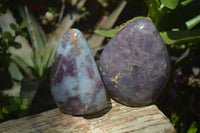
left=100, top=19, right=171, bottom=106
left=51, top=29, right=107, bottom=115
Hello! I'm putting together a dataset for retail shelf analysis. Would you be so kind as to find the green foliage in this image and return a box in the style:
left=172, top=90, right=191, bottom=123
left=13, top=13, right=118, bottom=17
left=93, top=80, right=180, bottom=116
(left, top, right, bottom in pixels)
left=0, top=96, right=30, bottom=120
left=0, top=0, right=8, bottom=15
left=0, top=20, right=28, bottom=68
left=48, top=6, right=57, bottom=13
left=8, top=6, right=58, bottom=110
left=81, top=7, right=87, bottom=12
left=160, top=30, right=200, bottom=44
left=187, top=121, right=198, bottom=133
left=186, top=14, right=200, bottom=30
left=0, top=15, right=29, bottom=121
left=161, top=0, right=179, bottom=9
left=16, top=6, right=57, bottom=82
left=95, top=18, right=200, bottom=45
left=95, top=1, right=200, bottom=45
left=95, top=29, right=120, bottom=38
left=144, top=0, right=168, bottom=26
left=95, top=16, right=151, bottom=38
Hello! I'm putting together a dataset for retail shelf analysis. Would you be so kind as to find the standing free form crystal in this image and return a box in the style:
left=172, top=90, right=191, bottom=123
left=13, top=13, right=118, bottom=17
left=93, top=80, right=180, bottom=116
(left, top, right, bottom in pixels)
left=51, top=29, right=107, bottom=115
left=99, top=19, right=171, bottom=106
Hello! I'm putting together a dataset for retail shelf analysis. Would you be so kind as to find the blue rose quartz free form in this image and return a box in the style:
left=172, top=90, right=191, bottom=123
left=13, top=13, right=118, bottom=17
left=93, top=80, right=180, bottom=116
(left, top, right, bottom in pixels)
left=51, top=29, right=107, bottom=115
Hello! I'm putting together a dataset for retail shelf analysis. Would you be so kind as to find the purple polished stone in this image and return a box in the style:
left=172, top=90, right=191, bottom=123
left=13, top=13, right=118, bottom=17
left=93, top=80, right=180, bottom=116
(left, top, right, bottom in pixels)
left=51, top=29, right=107, bottom=115
left=99, top=19, right=171, bottom=106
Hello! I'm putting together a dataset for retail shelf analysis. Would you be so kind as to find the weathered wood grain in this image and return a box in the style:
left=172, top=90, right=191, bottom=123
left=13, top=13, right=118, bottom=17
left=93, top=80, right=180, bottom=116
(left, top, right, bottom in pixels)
left=0, top=100, right=176, bottom=133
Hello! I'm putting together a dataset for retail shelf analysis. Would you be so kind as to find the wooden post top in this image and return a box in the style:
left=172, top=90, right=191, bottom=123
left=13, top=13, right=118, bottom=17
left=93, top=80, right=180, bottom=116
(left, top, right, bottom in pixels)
left=0, top=100, right=176, bottom=133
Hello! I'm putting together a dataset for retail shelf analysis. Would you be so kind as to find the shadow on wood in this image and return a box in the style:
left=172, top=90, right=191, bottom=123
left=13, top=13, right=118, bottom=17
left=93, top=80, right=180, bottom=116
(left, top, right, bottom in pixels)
left=83, top=98, right=112, bottom=119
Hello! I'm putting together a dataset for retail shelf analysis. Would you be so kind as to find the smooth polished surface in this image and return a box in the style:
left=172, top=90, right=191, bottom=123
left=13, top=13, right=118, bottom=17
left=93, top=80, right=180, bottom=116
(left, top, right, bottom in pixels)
left=51, top=29, right=107, bottom=115
left=100, top=19, right=171, bottom=106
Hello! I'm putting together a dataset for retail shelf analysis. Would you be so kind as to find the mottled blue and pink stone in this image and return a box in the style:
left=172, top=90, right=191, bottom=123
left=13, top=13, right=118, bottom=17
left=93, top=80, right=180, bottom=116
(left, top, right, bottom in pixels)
left=51, top=29, right=107, bottom=115
left=100, top=19, right=171, bottom=106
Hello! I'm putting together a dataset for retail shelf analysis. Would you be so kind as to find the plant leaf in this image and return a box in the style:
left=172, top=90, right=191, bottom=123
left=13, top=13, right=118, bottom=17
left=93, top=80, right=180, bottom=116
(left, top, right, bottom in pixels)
left=171, top=112, right=179, bottom=126
left=10, top=23, right=18, bottom=31
left=95, top=17, right=151, bottom=38
left=144, top=0, right=169, bottom=26
left=181, top=0, right=194, bottom=7
left=187, top=121, right=198, bottom=133
left=11, top=55, right=33, bottom=78
left=9, top=37, right=34, bottom=77
left=13, top=96, right=21, bottom=105
left=0, top=8, right=34, bottom=77
left=18, top=6, right=47, bottom=78
left=160, top=29, right=200, bottom=44
left=185, top=14, right=200, bottom=30
left=8, top=62, right=23, bottom=81
left=3, top=31, right=15, bottom=41
left=161, top=0, right=179, bottom=9
left=95, top=29, right=120, bottom=38
left=42, top=41, right=57, bottom=69
left=2, top=107, right=9, bottom=114
left=96, top=28, right=200, bottom=45
left=19, top=31, right=28, bottom=37
left=22, top=98, right=30, bottom=105
left=20, top=104, right=28, bottom=110
left=19, top=20, right=28, bottom=29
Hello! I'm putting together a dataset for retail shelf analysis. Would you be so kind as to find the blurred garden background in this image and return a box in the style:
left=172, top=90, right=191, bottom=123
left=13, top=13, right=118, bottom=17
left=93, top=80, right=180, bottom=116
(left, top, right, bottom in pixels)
left=0, top=0, right=200, bottom=132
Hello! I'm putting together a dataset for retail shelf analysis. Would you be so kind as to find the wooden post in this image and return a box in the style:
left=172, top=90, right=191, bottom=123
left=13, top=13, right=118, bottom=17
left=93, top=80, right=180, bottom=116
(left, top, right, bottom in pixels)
left=0, top=100, right=176, bottom=133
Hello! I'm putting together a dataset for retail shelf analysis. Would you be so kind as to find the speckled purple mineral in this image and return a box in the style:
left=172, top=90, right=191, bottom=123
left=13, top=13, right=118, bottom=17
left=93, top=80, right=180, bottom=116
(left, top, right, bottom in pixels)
left=99, top=19, right=171, bottom=106
left=51, top=29, right=107, bottom=115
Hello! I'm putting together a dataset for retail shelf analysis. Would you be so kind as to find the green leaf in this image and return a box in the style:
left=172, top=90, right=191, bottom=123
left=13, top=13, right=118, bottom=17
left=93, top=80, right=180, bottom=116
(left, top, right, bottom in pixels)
left=95, top=27, right=200, bottom=45
left=181, top=0, right=194, bottom=7
left=161, top=0, right=179, bottom=9
left=157, top=1, right=200, bottom=31
left=185, top=14, right=200, bottom=30
left=10, top=23, right=18, bottom=31
left=13, top=96, right=22, bottom=105
left=19, top=7, right=47, bottom=78
left=20, top=20, right=28, bottom=29
left=48, top=7, right=57, bottom=13
left=81, top=7, right=86, bottom=12
left=20, top=98, right=30, bottom=110
left=20, top=104, right=28, bottom=110
left=171, top=112, right=179, bottom=126
left=11, top=55, right=33, bottom=78
left=160, top=29, right=200, bottom=44
left=42, top=41, right=57, bottom=69
left=95, top=29, right=120, bottom=38
left=95, top=17, right=200, bottom=45
left=22, top=98, right=30, bottom=105
left=95, top=17, right=151, bottom=38
left=2, top=107, right=9, bottom=114
left=187, top=121, right=198, bottom=133
left=144, top=0, right=169, bottom=26
left=19, top=31, right=28, bottom=37
left=9, top=62, right=23, bottom=81
left=3, top=32, right=15, bottom=41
